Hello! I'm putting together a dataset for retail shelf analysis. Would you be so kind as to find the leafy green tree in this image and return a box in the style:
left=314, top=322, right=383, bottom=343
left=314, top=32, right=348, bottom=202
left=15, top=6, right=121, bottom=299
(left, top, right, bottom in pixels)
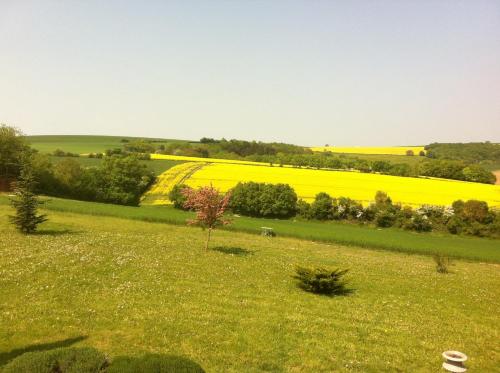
left=168, top=184, right=191, bottom=209
left=9, top=160, right=47, bottom=233
left=259, top=183, right=297, bottom=217
left=0, top=124, right=31, bottom=183
left=462, top=165, right=496, bottom=184
left=229, top=182, right=297, bottom=218
left=94, top=156, right=155, bottom=205
left=310, top=192, right=333, bottom=220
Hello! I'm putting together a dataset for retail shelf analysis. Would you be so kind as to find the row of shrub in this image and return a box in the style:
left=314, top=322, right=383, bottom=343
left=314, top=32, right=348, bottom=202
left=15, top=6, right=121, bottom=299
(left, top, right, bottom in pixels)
left=33, top=154, right=155, bottom=206
left=299, top=191, right=500, bottom=237
left=1, top=347, right=205, bottom=373
left=80, top=145, right=495, bottom=185
left=52, top=149, right=80, bottom=157
left=170, top=182, right=500, bottom=238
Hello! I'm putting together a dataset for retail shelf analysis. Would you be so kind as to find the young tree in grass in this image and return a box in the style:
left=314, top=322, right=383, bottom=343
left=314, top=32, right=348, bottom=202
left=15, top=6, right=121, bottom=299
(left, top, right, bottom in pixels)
left=9, top=159, right=47, bottom=234
left=182, top=185, right=231, bottom=250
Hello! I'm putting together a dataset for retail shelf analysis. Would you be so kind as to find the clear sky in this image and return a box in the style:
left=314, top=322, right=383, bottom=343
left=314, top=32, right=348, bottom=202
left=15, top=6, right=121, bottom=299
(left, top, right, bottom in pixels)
left=1, top=0, right=499, bottom=146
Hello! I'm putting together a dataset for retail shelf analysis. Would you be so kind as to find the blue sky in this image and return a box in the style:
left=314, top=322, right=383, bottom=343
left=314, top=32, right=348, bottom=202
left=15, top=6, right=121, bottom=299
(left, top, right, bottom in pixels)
left=1, top=0, right=499, bottom=145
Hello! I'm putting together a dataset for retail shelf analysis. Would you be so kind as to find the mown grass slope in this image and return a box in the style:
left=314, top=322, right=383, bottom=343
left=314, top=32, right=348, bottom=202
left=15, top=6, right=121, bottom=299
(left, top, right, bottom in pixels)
left=0, top=208, right=498, bottom=372
left=26, top=135, right=185, bottom=154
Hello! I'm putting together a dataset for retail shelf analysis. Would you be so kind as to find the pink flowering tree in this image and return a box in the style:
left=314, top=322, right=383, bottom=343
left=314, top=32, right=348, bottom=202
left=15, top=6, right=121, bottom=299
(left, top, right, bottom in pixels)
left=182, top=185, right=232, bottom=250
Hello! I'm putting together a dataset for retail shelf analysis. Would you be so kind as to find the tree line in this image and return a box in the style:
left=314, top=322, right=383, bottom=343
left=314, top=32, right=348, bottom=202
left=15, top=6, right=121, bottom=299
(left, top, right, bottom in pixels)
left=171, top=182, right=500, bottom=238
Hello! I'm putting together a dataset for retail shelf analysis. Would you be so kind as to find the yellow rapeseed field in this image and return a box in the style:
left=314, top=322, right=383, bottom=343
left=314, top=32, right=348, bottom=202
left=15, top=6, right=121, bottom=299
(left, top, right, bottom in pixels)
left=311, top=146, right=425, bottom=155
left=142, top=162, right=206, bottom=205
left=148, top=162, right=500, bottom=208
left=151, top=153, right=268, bottom=166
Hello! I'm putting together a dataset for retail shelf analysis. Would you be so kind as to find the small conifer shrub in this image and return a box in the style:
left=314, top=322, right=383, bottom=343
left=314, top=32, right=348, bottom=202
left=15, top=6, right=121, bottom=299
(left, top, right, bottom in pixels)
left=294, top=266, right=350, bottom=295
left=9, top=160, right=47, bottom=234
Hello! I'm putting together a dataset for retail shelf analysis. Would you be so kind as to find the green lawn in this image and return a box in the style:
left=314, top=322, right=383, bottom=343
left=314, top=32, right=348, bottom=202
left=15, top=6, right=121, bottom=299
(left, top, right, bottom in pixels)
left=1, top=195, right=498, bottom=263
left=27, top=135, right=187, bottom=155
left=0, top=208, right=498, bottom=372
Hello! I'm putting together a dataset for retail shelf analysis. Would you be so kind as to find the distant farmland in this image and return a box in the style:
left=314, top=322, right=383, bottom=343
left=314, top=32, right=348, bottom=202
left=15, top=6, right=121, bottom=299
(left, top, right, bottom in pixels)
left=26, top=135, right=185, bottom=154
left=311, top=146, right=425, bottom=155
left=144, top=159, right=500, bottom=208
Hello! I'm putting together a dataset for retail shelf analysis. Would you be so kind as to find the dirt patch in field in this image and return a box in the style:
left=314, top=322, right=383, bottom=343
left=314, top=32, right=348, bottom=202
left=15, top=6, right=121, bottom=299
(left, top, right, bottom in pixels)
left=494, top=170, right=500, bottom=185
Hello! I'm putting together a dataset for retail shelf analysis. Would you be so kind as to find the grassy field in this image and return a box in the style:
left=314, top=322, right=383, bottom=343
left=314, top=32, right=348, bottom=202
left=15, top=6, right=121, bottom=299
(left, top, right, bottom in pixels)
left=311, top=146, right=425, bottom=155
left=150, top=162, right=500, bottom=208
left=0, top=207, right=499, bottom=372
left=26, top=135, right=185, bottom=154
left=1, top=195, right=498, bottom=263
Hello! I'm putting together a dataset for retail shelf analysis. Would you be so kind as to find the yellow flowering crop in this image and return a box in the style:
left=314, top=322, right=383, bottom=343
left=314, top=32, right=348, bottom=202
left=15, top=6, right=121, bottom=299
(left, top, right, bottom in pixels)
left=310, top=146, right=425, bottom=155
left=148, top=162, right=500, bottom=208
left=151, top=153, right=268, bottom=166
left=142, top=162, right=206, bottom=205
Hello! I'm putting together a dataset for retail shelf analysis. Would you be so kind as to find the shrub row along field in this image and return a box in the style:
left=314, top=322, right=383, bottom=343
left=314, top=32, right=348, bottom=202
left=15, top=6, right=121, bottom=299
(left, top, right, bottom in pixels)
left=0, top=207, right=499, bottom=371
left=1, top=195, right=498, bottom=262
left=148, top=162, right=500, bottom=208
left=310, top=146, right=425, bottom=155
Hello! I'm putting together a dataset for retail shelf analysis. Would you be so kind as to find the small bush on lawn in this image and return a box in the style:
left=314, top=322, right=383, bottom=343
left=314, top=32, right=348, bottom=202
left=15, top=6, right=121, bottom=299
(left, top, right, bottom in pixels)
left=434, top=254, right=452, bottom=274
left=107, top=353, right=205, bottom=373
left=294, top=266, right=349, bottom=295
left=1, top=347, right=107, bottom=373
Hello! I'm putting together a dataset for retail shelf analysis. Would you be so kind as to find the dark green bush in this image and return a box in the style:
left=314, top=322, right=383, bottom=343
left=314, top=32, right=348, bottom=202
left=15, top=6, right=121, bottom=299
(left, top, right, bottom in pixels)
left=296, top=199, right=311, bottom=219
left=375, top=210, right=396, bottom=227
left=168, top=184, right=191, bottom=209
left=229, top=182, right=297, bottom=218
left=462, top=165, right=496, bottom=184
left=404, top=214, right=432, bottom=232
left=107, top=354, right=205, bottom=373
left=293, top=266, right=349, bottom=295
left=331, top=197, right=363, bottom=220
left=309, top=192, right=333, bottom=220
left=446, top=216, right=465, bottom=234
left=1, top=347, right=107, bottom=373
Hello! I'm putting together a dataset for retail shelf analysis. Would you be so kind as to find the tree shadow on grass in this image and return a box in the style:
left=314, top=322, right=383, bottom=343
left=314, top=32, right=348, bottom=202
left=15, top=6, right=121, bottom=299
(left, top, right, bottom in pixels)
left=32, top=228, right=81, bottom=236
left=303, top=287, right=356, bottom=297
left=108, top=353, right=205, bottom=372
left=211, top=246, right=255, bottom=256
left=0, top=335, right=88, bottom=366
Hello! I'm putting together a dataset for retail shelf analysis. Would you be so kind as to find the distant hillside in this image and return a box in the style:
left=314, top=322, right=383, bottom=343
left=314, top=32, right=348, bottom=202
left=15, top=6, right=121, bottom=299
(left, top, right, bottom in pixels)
left=26, top=135, right=186, bottom=154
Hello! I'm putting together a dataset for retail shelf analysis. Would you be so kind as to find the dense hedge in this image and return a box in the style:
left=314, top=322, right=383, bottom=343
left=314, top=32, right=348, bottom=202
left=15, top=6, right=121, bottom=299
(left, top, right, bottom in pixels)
left=169, top=180, right=499, bottom=238
left=419, top=160, right=495, bottom=184
left=425, top=142, right=500, bottom=162
left=33, top=154, right=155, bottom=206
left=229, top=182, right=297, bottom=218
left=298, top=190, right=500, bottom=237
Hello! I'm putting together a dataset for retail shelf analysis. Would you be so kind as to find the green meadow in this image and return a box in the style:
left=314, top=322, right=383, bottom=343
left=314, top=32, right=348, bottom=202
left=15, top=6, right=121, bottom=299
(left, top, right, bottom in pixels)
left=1, top=195, right=498, bottom=263
left=27, top=135, right=186, bottom=155
left=0, top=206, right=499, bottom=372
